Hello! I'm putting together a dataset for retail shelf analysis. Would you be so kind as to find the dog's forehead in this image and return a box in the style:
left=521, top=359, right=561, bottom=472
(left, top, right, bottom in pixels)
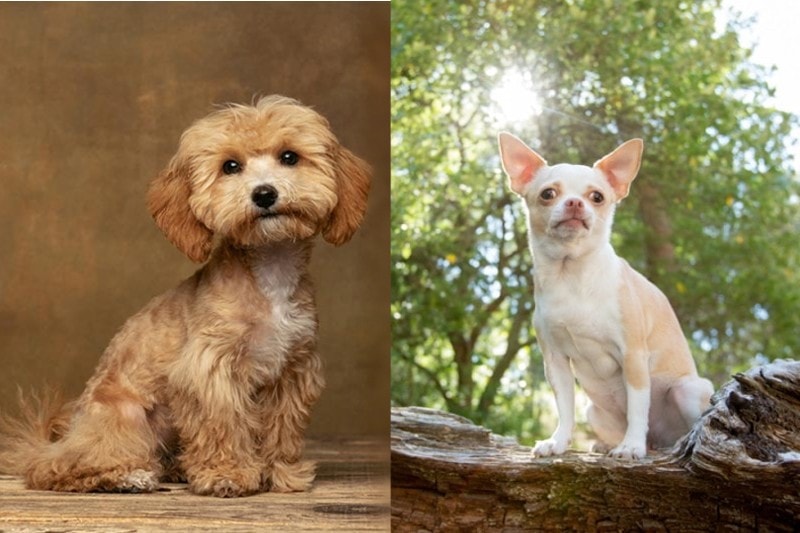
left=546, top=163, right=594, bottom=179
left=537, top=164, right=607, bottom=190
left=185, top=103, right=335, bottom=155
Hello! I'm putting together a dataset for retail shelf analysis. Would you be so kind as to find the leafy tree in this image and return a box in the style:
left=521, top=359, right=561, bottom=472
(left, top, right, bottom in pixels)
left=392, top=0, right=799, bottom=443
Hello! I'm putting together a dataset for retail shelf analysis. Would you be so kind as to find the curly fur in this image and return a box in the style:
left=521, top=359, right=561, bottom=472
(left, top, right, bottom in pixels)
left=0, top=95, right=371, bottom=497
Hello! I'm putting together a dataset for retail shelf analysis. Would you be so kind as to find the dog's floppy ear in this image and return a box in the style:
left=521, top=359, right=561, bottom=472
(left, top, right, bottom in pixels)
left=323, top=146, right=372, bottom=246
left=147, top=154, right=214, bottom=263
left=594, top=138, right=643, bottom=200
left=498, top=132, right=547, bottom=196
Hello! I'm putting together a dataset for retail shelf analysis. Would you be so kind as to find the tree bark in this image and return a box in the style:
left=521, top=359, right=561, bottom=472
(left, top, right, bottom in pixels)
left=392, top=361, right=800, bottom=532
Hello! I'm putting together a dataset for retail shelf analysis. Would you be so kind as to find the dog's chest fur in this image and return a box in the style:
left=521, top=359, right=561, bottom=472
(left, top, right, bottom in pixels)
left=170, top=242, right=317, bottom=392
left=534, top=248, right=627, bottom=385
left=246, top=244, right=317, bottom=373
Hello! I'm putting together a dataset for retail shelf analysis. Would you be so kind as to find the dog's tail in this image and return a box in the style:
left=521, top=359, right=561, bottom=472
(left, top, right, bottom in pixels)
left=0, top=388, right=72, bottom=475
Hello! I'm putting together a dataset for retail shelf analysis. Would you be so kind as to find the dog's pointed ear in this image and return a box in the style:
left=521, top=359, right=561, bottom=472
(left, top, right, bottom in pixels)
left=147, top=154, right=214, bottom=262
left=323, top=147, right=371, bottom=246
left=594, top=138, right=643, bottom=200
left=498, top=132, right=547, bottom=196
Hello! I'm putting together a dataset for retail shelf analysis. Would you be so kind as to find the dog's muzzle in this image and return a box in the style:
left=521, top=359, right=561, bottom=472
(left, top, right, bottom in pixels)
left=252, top=185, right=279, bottom=213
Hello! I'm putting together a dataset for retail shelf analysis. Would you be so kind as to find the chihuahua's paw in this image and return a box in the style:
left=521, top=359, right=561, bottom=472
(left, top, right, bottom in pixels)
left=591, top=441, right=612, bottom=454
left=608, top=442, right=646, bottom=461
left=532, top=438, right=569, bottom=457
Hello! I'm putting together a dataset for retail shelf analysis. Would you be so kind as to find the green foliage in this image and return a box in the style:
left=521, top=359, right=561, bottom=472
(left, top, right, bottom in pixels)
left=392, top=0, right=800, bottom=443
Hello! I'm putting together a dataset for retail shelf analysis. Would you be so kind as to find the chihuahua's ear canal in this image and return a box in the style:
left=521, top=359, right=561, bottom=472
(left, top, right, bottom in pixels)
left=323, top=146, right=372, bottom=246
left=594, top=138, right=644, bottom=200
left=498, top=132, right=547, bottom=196
left=147, top=154, right=214, bottom=263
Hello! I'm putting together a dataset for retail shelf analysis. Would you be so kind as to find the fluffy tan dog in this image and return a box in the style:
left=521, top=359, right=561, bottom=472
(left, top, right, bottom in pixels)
left=0, top=95, right=371, bottom=497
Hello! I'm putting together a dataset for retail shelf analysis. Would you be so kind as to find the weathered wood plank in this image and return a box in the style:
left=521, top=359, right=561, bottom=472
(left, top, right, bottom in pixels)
left=0, top=438, right=389, bottom=532
left=392, top=362, right=800, bottom=532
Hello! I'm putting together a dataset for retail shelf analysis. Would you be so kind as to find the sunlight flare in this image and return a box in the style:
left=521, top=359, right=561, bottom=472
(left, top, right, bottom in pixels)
left=491, top=68, right=542, bottom=124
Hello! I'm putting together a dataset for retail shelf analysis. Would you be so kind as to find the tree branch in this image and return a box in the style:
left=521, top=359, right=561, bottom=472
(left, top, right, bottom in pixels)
left=476, top=303, right=533, bottom=418
left=395, top=352, right=458, bottom=412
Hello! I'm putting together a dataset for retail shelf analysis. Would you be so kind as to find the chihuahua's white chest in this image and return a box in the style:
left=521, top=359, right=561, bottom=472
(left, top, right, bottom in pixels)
left=534, top=253, right=627, bottom=385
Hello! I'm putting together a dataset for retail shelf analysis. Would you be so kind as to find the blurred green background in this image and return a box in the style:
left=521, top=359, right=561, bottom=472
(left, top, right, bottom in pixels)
left=391, top=0, right=799, bottom=445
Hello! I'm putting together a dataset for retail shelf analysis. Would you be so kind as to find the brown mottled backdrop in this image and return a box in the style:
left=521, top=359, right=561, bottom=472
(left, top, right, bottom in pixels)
left=0, top=3, right=389, bottom=437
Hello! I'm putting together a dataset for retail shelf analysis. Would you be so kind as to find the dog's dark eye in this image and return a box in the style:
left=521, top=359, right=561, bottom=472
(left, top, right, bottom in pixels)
left=280, top=151, right=299, bottom=166
left=222, top=160, right=242, bottom=175
left=589, top=191, right=604, bottom=204
left=540, top=188, right=557, bottom=201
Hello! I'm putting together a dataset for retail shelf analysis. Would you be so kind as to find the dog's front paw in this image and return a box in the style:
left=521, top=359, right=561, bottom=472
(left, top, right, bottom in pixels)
left=608, top=441, right=646, bottom=460
left=190, top=469, right=261, bottom=498
left=265, top=460, right=317, bottom=493
left=532, top=437, right=569, bottom=457
left=211, top=478, right=247, bottom=498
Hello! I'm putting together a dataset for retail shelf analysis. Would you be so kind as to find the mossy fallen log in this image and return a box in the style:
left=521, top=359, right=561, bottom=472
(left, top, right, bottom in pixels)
left=392, top=361, right=800, bottom=531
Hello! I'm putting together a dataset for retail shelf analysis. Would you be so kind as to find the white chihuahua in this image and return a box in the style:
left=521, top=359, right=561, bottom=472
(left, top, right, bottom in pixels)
left=498, top=133, right=713, bottom=460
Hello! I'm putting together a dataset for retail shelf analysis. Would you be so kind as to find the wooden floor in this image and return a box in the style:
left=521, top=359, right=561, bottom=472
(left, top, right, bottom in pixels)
left=0, top=438, right=389, bottom=532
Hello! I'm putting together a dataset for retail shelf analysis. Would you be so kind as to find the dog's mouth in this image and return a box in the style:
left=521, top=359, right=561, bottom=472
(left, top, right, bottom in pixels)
left=555, top=216, right=589, bottom=230
left=255, top=205, right=292, bottom=220
left=256, top=208, right=313, bottom=225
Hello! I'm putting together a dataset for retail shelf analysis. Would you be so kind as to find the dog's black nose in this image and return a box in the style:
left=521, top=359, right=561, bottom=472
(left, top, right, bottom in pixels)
left=252, top=185, right=278, bottom=210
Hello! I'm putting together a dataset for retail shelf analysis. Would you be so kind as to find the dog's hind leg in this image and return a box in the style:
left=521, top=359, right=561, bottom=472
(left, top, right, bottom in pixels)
left=24, top=393, right=162, bottom=493
left=586, top=402, right=626, bottom=453
left=669, top=375, right=714, bottom=429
